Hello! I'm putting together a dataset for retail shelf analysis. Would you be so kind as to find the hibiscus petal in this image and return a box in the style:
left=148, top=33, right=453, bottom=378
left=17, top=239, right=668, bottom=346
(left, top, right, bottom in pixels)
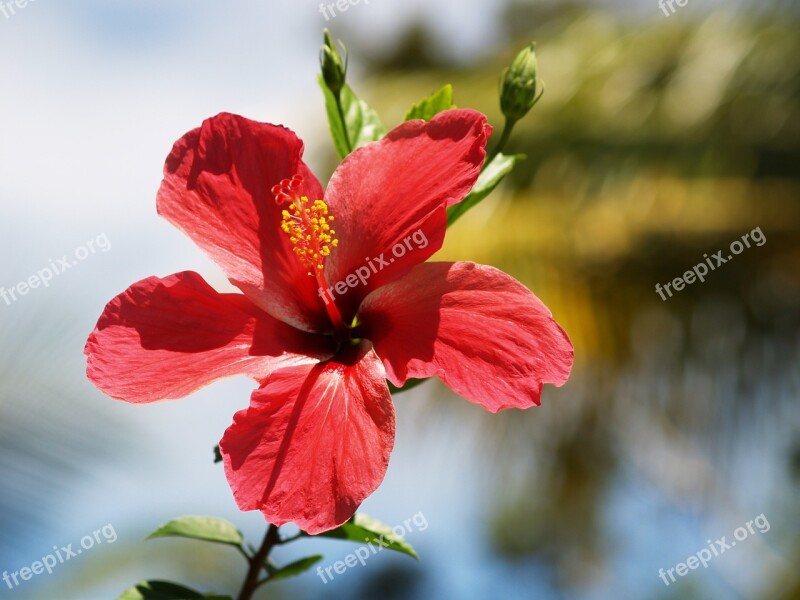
left=220, top=342, right=395, bottom=534
left=85, top=271, right=332, bottom=403
left=358, top=262, right=574, bottom=412
left=157, top=113, right=329, bottom=332
left=323, top=109, right=491, bottom=318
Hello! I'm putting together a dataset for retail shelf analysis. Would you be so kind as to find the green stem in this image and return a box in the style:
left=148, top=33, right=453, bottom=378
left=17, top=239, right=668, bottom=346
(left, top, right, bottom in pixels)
left=278, top=532, right=305, bottom=544
left=236, top=524, right=280, bottom=600
left=335, top=92, right=353, bottom=154
left=487, top=116, right=517, bottom=163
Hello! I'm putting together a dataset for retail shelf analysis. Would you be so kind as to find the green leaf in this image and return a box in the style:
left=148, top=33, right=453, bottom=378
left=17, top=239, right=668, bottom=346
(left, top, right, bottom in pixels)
left=146, top=517, right=244, bottom=549
left=118, top=580, right=232, bottom=600
left=404, top=84, right=455, bottom=121
left=213, top=445, right=222, bottom=464
left=315, top=514, right=418, bottom=559
left=268, top=555, right=324, bottom=580
left=318, top=75, right=386, bottom=160
left=446, top=152, right=525, bottom=227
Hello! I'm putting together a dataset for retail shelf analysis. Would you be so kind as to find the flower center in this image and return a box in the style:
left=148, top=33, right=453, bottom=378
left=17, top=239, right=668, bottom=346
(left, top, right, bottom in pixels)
left=272, top=175, right=338, bottom=276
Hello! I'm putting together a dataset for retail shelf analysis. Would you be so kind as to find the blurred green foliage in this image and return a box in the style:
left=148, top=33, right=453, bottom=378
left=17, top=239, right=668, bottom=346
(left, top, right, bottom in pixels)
left=351, top=4, right=800, bottom=599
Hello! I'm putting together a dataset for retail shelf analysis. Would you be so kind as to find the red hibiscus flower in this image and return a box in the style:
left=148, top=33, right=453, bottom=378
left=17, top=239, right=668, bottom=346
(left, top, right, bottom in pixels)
left=85, top=109, right=574, bottom=534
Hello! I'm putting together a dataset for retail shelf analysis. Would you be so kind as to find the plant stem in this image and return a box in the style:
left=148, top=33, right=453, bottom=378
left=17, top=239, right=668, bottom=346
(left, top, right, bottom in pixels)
left=236, top=524, right=280, bottom=600
left=487, top=116, right=517, bottom=163
left=335, top=93, right=353, bottom=155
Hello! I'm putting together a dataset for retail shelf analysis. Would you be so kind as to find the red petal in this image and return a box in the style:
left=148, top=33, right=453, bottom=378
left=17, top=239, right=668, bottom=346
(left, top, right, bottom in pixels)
left=85, top=271, right=332, bottom=403
left=359, top=262, right=574, bottom=412
left=323, top=109, right=490, bottom=318
left=220, top=342, right=395, bottom=534
left=157, top=113, right=329, bottom=332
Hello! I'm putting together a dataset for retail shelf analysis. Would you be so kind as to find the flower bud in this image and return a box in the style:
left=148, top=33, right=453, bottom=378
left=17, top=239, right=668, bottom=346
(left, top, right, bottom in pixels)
left=320, top=29, right=347, bottom=98
left=500, top=42, right=540, bottom=122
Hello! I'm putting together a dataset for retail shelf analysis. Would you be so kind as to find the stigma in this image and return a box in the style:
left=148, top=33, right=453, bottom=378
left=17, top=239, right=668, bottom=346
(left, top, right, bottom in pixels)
left=272, top=175, right=338, bottom=276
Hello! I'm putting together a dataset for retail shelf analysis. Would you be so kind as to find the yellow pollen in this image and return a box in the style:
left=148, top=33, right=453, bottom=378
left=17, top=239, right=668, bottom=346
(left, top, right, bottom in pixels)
left=278, top=195, right=339, bottom=274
